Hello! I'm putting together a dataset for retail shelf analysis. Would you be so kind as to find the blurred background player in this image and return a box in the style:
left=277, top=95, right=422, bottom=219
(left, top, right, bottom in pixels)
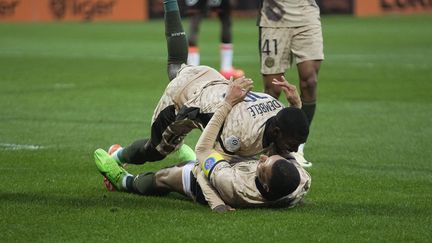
left=258, top=0, right=324, bottom=166
left=186, top=0, right=244, bottom=79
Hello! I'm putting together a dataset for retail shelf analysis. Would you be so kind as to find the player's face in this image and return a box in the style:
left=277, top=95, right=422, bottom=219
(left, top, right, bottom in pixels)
left=256, top=154, right=284, bottom=189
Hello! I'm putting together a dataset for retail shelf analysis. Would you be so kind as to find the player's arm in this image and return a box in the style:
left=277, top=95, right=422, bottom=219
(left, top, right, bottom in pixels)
left=200, top=150, right=238, bottom=209
left=272, top=76, right=302, bottom=108
left=195, top=77, right=253, bottom=161
left=194, top=77, right=253, bottom=212
left=164, top=0, right=188, bottom=80
left=194, top=166, right=229, bottom=212
left=193, top=96, right=233, bottom=212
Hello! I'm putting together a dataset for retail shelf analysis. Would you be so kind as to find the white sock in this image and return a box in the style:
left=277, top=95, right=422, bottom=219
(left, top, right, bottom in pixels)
left=111, top=148, right=123, bottom=164
left=220, top=43, right=233, bottom=71
left=187, top=47, right=200, bottom=66
left=298, top=143, right=305, bottom=154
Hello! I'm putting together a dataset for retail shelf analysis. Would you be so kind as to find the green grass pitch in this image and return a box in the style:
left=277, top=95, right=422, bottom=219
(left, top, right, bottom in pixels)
left=1, top=15, right=432, bottom=242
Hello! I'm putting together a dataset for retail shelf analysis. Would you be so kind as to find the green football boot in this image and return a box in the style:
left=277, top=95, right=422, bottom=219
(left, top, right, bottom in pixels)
left=173, top=144, right=196, bottom=162
left=94, top=148, right=127, bottom=191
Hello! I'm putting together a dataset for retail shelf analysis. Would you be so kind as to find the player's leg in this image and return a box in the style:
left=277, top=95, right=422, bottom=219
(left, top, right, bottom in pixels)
left=187, top=13, right=202, bottom=66
left=290, top=24, right=324, bottom=166
left=288, top=60, right=320, bottom=167
left=217, top=0, right=244, bottom=79
left=128, top=168, right=179, bottom=196
left=112, top=103, right=177, bottom=165
left=132, top=160, right=196, bottom=197
left=105, top=143, right=195, bottom=191
left=112, top=106, right=197, bottom=165
left=94, top=148, right=134, bottom=192
left=295, top=60, right=321, bottom=163
left=153, top=162, right=192, bottom=196
left=132, top=165, right=192, bottom=196
left=292, top=24, right=323, bottom=128
left=94, top=148, right=189, bottom=196
left=218, top=1, right=232, bottom=70
left=95, top=147, right=195, bottom=194
left=164, top=0, right=188, bottom=80
left=297, top=60, right=321, bottom=127
left=186, top=0, right=207, bottom=66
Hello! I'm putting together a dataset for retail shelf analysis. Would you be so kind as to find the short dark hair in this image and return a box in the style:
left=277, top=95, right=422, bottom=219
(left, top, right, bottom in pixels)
left=268, top=159, right=301, bottom=200
left=274, top=107, right=309, bottom=143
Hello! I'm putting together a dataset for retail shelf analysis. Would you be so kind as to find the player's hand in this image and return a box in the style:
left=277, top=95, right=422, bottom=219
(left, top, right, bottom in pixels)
left=272, top=76, right=301, bottom=108
left=213, top=204, right=236, bottom=213
left=224, top=76, right=253, bottom=106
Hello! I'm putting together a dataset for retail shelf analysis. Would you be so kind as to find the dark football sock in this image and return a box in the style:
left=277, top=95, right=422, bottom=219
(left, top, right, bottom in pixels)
left=119, top=139, right=151, bottom=164
left=219, top=10, right=232, bottom=43
left=164, top=0, right=187, bottom=66
left=132, top=172, right=156, bottom=195
left=124, top=175, right=135, bottom=192
left=301, top=100, right=316, bottom=127
left=132, top=172, right=168, bottom=196
left=163, top=0, right=178, bottom=12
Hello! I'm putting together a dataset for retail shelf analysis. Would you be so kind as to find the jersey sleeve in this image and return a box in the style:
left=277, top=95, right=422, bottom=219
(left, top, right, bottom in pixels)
left=195, top=166, right=226, bottom=210
left=195, top=101, right=232, bottom=163
left=208, top=160, right=236, bottom=200
left=196, top=150, right=232, bottom=209
left=199, top=150, right=234, bottom=197
left=194, top=101, right=233, bottom=210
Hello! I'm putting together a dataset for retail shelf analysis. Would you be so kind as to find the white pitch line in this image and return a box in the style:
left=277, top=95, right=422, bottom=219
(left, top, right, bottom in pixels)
left=54, top=83, right=76, bottom=89
left=0, top=143, right=45, bottom=150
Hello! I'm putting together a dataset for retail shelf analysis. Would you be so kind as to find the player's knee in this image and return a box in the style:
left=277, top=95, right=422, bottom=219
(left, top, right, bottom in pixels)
left=300, top=76, right=318, bottom=90
left=155, top=169, right=170, bottom=185
left=154, top=167, right=180, bottom=192
left=299, top=76, right=317, bottom=101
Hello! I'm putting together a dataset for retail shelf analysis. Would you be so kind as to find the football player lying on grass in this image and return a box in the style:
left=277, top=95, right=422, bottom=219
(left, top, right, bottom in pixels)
left=94, top=77, right=311, bottom=212
left=106, top=0, right=313, bottom=169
